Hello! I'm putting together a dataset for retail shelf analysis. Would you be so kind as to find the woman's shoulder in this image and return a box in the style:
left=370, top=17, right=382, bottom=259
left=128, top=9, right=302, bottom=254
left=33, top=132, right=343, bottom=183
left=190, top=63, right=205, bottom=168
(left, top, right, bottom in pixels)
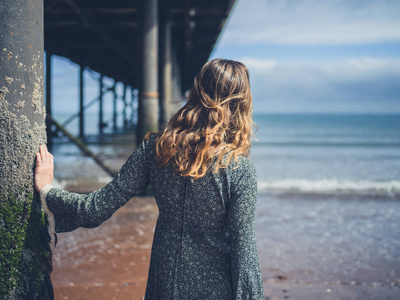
left=221, top=155, right=257, bottom=196
left=141, top=133, right=158, bottom=153
left=225, top=154, right=256, bottom=179
left=229, top=154, right=255, bottom=168
left=143, top=133, right=158, bottom=144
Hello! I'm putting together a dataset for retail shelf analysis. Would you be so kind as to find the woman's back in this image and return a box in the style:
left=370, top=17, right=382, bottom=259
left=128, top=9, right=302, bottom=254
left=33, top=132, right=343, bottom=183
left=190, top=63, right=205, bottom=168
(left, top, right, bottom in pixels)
left=143, top=136, right=263, bottom=299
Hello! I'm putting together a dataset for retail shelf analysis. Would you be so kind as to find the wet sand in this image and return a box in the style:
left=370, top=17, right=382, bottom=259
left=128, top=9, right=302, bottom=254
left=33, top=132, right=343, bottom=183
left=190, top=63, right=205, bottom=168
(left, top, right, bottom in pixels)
left=256, top=192, right=400, bottom=300
left=51, top=196, right=157, bottom=300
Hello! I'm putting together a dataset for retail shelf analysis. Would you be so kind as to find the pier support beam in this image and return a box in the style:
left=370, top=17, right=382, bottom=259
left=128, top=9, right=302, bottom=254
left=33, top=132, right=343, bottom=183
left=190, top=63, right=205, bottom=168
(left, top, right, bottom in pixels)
left=172, top=46, right=183, bottom=109
left=160, top=11, right=172, bottom=128
left=138, top=0, right=159, bottom=141
left=112, top=81, right=117, bottom=131
left=45, top=52, right=53, bottom=150
left=98, top=74, right=104, bottom=134
left=131, top=88, right=137, bottom=126
left=123, top=83, right=127, bottom=128
left=79, top=64, right=84, bottom=138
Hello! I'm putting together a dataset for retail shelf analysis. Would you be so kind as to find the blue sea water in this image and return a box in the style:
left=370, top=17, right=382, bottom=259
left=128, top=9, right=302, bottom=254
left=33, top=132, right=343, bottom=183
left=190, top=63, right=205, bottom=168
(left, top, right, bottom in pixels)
left=251, top=113, right=400, bottom=198
left=53, top=112, right=400, bottom=198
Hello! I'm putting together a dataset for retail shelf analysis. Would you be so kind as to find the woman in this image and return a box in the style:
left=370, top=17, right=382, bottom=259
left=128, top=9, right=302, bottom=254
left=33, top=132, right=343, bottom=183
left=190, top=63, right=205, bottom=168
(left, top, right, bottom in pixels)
left=35, top=58, right=264, bottom=299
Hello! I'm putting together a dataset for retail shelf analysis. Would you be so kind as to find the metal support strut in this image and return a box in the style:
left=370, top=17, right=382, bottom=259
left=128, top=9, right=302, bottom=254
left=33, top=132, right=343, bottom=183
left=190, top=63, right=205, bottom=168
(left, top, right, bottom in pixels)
left=138, top=0, right=159, bottom=141
left=79, top=64, right=84, bottom=138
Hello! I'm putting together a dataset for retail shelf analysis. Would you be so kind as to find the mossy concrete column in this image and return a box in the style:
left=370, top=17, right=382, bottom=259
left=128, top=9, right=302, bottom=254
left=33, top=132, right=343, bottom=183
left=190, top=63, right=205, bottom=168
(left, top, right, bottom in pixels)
left=0, top=0, right=53, bottom=299
left=137, top=0, right=159, bottom=142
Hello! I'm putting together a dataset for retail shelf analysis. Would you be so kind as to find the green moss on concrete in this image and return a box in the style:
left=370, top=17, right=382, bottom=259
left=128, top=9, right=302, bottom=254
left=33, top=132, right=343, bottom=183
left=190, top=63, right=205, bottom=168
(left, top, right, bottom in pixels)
left=0, top=188, right=31, bottom=297
left=0, top=186, right=53, bottom=299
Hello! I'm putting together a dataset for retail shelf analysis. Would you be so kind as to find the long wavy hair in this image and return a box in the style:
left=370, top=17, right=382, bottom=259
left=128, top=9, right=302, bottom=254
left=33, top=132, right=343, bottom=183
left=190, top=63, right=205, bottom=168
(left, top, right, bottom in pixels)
left=146, top=58, right=253, bottom=179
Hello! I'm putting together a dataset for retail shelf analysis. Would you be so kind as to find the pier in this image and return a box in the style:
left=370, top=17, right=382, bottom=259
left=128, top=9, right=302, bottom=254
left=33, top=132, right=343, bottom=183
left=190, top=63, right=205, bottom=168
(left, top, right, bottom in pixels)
left=43, top=0, right=236, bottom=146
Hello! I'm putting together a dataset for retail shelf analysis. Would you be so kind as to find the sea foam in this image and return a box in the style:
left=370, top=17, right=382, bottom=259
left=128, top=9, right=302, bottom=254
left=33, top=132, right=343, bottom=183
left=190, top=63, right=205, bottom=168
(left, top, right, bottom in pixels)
left=257, top=178, right=400, bottom=197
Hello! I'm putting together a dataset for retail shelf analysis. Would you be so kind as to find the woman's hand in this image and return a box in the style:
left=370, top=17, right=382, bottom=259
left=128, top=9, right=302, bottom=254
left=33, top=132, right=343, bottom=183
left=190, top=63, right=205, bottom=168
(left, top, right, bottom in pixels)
left=35, top=145, right=54, bottom=192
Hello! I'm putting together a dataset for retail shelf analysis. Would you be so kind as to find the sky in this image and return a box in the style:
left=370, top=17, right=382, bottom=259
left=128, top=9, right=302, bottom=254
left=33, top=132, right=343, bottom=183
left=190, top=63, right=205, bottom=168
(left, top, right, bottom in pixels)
left=51, top=0, right=400, bottom=117
left=210, top=0, right=400, bottom=113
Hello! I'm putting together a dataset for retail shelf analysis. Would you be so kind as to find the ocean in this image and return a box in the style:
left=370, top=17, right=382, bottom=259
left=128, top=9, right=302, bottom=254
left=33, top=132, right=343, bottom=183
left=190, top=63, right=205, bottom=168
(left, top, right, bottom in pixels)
left=54, top=112, right=400, bottom=198
left=251, top=113, right=400, bottom=199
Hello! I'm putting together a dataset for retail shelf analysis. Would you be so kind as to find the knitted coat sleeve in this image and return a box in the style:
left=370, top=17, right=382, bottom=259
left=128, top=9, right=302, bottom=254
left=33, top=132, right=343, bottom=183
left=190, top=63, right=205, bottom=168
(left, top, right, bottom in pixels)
left=44, top=138, right=151, bottom=233
left=227, top=159, right=264, bottom=299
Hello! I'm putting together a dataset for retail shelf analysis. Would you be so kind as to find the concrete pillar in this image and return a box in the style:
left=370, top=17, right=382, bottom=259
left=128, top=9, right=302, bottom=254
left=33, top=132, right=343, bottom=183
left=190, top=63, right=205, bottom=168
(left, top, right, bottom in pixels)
left=0, top=0, right=53, bottom=297
left=98, top=74, right=104, bottom=134
left=160, top=11, right=172, bottom=128
left=130, top=88, right=134, bottom=126
left=112, top=81, right=117, bottom=131
left=130, top=88, right=137, bottom=126
left=171, top=46, right=183, bottom=110
left=123, top=83, right=127, bottom=128
left=79, top=64, right=84, bottom=138
left=138, top=0, right=159, bottom=141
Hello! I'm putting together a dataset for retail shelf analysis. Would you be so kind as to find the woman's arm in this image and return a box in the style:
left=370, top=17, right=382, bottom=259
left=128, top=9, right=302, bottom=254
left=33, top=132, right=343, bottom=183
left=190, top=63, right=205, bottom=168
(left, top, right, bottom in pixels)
left=35, top=140, right=152, bottom=233
left=228, top=159, right=264, bottom=299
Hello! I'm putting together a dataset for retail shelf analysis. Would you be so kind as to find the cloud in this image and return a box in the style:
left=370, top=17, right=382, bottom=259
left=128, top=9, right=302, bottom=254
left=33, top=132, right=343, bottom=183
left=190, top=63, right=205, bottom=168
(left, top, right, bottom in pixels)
left=238, top=58, right=277, bottom=70
left=239, top=57, right=400, bottom=112
left=220, top=0, right=400, bottom=46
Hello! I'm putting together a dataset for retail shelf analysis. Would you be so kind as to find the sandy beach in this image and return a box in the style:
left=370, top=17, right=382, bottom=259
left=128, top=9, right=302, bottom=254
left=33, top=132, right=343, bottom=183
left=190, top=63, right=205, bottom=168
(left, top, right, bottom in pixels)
left=51, top=196, right=156, bottom=300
